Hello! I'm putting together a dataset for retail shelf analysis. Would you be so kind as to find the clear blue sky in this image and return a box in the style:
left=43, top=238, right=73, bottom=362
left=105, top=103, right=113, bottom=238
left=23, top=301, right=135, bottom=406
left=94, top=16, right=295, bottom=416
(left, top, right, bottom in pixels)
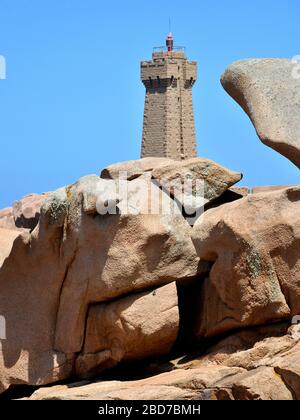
left=0, top=0, right=299, bottom=208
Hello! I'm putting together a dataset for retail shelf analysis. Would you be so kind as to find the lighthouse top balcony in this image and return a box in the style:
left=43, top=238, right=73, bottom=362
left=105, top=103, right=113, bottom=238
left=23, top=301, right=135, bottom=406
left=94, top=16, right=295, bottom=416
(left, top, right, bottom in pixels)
left=140, top=34, right=196, bottom=81
left=152, top=45, right=186, bottom=60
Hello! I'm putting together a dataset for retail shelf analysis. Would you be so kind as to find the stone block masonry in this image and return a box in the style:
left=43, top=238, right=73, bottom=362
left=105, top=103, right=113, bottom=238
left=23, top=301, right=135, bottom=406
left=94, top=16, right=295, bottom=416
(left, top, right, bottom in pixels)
left=141, top=47, right=197, bottom=160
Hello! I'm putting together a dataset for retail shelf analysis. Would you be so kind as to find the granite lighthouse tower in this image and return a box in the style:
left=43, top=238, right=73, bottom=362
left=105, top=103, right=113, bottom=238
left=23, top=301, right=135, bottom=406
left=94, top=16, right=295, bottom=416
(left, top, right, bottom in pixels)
left=140, top=34, right=197, bottom=160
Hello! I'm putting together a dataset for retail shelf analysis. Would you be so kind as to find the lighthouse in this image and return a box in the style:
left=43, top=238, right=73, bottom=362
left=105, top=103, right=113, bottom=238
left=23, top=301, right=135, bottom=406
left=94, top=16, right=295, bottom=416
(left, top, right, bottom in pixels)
left=140, top=34, right=197, bottom=160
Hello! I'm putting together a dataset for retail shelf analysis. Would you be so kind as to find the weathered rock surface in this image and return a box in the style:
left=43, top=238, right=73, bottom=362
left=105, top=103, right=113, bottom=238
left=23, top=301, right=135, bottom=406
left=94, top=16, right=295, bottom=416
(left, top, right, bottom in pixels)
left=229, top=186, right=249, bottom=197
left=252, top=185, right=296, bottom=194
left=224, top=326, right=300, bottom=397
left=0, top=193, right=48, bottom=232
left=100, top=157, right=242, bottom=221
left=192, top=186, right=300, bottom=338
left=100, top=157, right=174, bottom=180
left=12, top=193, right=48, bottom=230
left=54, top=176, right=199, bottom=354
left=0, top=229, right=20, bottom=268
left=0, top=174, right=199, bottom=391
left=210, top=366, right=293, bottom=400
left=0, top=157, right=298, bottom=399
left=186, top=323, right=300, bottom=400
left=221, top=59, right=300, bottom=168
left=152, top=157, right=242, bottom=215
left=76, top=282, right=179, bottom=378
left=188, top=322, right=291, bottom=368
left=28, top=366, right=243, bottom=400
left=0, top=208, right=16, bottom=231
left=26, top=324, right=300, bottom=400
